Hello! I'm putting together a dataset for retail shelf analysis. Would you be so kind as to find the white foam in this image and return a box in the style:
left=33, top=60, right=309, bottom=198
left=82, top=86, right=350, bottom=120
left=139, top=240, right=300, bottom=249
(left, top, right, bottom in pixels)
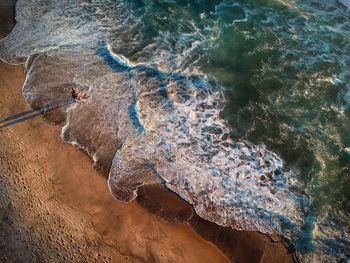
left=106, top=43, right=139, bottom=68
left=1, top=0, right=349, bottom=261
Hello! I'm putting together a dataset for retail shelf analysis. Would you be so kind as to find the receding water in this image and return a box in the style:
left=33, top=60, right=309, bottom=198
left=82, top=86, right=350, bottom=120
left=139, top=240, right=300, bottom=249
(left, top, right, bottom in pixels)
left=0, top=0, right=349, bottom=261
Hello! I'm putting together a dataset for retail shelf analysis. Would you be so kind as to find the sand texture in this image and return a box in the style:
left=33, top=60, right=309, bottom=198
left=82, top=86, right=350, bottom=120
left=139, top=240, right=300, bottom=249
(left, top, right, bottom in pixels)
left=0, top=1, right=295, bottom=261
left=0, top=61, right=294, bottom=262
left=0, top=61, right=229, bottom=262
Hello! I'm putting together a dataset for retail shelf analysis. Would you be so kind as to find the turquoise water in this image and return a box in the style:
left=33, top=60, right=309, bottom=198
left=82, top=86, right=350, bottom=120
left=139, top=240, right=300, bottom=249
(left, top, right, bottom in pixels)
left=104, top=0, right=350, bottom=256
left=1, top=0, right=349, bottom=260
left=208, top=0, right=350, bottom=215
left=108, top=0, right=350, bottom=215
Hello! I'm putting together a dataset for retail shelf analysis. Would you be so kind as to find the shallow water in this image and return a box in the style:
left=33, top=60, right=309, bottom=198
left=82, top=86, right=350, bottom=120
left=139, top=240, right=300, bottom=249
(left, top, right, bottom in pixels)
left=0, top=0, right=349, bottom=261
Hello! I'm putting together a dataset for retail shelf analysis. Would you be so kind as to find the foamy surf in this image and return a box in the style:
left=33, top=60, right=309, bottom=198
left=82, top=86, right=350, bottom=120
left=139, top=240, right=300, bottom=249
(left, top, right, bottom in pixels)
left=1, top=0, right=349, bottom=261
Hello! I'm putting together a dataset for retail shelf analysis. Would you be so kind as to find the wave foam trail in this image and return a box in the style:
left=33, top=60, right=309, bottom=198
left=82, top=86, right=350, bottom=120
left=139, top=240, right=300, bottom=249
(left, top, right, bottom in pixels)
left=107, top=64, right=307, bottom=235
left=1, top=0, right=349, bottom=261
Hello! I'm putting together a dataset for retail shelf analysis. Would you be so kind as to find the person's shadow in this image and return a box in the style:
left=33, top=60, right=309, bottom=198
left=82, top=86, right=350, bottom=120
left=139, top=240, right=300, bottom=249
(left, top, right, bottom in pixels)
left=0, top=98, right=74, bottom=129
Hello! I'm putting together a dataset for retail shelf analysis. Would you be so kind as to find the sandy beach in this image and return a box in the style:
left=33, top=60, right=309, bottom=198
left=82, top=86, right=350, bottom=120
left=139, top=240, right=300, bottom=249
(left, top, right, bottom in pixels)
left=0, top=61, right=231, bottom=262
left=0, top=1, right=295, bottom=261
left=0, top=61, right=295, bottom=263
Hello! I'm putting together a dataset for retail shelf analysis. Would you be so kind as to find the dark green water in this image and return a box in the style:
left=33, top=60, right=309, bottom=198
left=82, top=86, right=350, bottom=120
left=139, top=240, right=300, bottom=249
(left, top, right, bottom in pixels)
left=204, top=0, right=350, bottom=215
left=118, top=0, right=350, bottom=215
left=1, top=0, right=349, bottom=259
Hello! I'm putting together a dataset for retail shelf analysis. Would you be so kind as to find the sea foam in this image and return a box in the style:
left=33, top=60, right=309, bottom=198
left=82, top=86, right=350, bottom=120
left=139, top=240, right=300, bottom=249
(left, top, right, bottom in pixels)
left=1, top=0, right=349, bottom=261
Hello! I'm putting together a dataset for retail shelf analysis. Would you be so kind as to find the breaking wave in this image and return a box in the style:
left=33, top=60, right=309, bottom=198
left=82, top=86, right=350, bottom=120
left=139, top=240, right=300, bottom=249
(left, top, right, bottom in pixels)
left=0, top=0, right=349, bottom=261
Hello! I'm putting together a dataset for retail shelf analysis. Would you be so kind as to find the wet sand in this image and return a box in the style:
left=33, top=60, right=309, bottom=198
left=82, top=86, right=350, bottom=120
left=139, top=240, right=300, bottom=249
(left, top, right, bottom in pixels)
left=0, top=61, right=229, bottom=262
left=0, top=61, right=295, bottom=263
left=0, top=1, right=295, bottom=261
left=0, top=0, right=14, bottom=39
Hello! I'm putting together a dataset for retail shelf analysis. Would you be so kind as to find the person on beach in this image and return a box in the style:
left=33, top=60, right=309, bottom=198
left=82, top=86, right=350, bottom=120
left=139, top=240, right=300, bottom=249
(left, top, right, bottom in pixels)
left=71, top=87, right=87, bottom=101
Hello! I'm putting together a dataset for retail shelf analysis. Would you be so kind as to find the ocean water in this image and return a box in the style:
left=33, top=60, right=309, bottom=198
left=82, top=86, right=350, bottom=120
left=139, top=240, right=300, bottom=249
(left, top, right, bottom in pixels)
left=0, top=0, right=349, bottom=261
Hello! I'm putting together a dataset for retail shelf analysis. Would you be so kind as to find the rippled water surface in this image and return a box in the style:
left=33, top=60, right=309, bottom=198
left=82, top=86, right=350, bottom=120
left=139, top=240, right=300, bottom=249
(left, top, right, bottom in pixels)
left=100, top=0, right=350, bottom=214
left=1, top=0, right=349, bottom=261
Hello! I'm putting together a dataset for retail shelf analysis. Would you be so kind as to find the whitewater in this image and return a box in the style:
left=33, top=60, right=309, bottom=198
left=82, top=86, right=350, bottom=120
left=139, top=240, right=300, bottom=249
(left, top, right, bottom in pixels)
left=0, top=0, right=349, bottom=261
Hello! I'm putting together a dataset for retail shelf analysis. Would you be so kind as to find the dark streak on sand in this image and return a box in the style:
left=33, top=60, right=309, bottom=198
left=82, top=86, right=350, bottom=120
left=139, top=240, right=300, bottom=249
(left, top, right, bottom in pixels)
left=0, top=98, right=74, bottom=129
left=0, top=0, right=15, bottom=39
left=136, top=183, right=295, bottom=262
left=0, top=1, right=295, bottom=262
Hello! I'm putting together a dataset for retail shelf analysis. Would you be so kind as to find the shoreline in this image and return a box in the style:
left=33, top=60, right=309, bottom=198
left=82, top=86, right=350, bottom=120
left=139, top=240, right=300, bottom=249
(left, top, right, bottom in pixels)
left=0, top=1, right=295, bottom=261
left=0, top=61, right=230, bottom=262
left=0, top=60, right=294, bottom=263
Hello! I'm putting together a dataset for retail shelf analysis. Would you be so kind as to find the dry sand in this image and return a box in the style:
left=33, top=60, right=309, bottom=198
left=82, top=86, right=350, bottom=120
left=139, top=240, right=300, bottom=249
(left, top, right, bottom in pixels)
left=0, top=60, right=295, bottom=263
left=0, top=61, right=229, bottom=262
left=0, top=1, right=295, bottom=261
